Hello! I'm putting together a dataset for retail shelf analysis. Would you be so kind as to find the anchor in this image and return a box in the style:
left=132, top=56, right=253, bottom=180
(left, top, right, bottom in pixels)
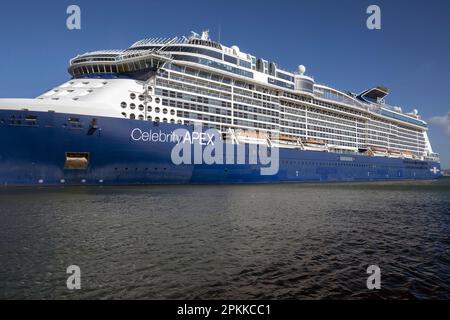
left=87, top=118, right=99, bottom=136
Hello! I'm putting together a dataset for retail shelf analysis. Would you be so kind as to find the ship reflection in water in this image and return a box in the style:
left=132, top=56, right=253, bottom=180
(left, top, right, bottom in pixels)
left=0, top=179, right=449, bottom=299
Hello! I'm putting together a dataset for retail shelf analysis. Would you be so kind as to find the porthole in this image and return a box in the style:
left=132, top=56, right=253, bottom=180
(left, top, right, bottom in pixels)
left=155, top=107, right=160, bottom=113
left=130, top=114, right=136, bottom=120
left=130, top=93, right=136, bottom=100
left=138, top=104, right=144, bottom=111
left=147, top=106, right=152, bottom=112
left=138, top=114, right=144, bottom=120
left=122, top=112, right=127, bottom=117
left=155, top=97, right=161, bottom=104
left=130, top=103, right=136, bottom=110
left=163, top=118, right=168, bottom=123
left=155, top=117, right=160, bottom=122
left=147, top=96, right=153, bottom=102
left=177, top=120, right=182, bottom=124
left=138, top=95, right=144, bottom=101
left=170, top=109, right=175, bottom=116
left=147, top=116, right=152, bottom=121
left=163, top=108, right=168, bottom=114
left=121, top=102, right=127, bottom=108
left=170, top=119, right=175, bottom=124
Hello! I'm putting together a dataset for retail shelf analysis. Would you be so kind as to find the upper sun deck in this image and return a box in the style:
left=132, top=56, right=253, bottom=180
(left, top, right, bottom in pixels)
left=68, top=31, right=427, bottom=129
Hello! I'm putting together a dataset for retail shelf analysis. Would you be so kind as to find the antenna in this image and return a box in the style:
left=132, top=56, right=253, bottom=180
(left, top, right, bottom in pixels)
left=190, top=31, right=200, bottom=39
left=201, top=30, right=210, bottom=40
left=218, top=24, right=222, bottom=43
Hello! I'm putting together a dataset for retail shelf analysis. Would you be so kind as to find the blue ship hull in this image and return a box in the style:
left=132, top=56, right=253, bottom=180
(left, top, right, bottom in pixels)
left=0, top=109, right=441, bottom=186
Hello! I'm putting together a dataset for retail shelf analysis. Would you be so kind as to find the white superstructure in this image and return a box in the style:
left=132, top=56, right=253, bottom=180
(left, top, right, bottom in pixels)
left=3, top=30, right=438, bottom=162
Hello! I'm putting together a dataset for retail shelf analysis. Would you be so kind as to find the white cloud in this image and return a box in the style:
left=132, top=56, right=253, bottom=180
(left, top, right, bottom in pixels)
left=429, top=112, right=450, bottom=136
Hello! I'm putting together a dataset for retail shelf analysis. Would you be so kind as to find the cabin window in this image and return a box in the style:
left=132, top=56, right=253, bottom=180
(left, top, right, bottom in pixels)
left=224, top=55, right=237, bottom=64
left=25, top=115, right=38, bottom=123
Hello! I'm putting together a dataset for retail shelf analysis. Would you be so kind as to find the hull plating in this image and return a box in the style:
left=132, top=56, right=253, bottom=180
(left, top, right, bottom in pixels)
left=0, top=109, right=441, bottom=186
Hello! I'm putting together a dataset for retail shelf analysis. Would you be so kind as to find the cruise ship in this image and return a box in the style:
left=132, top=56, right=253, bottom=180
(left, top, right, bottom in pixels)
left=0, top=31, right=442, bottom=185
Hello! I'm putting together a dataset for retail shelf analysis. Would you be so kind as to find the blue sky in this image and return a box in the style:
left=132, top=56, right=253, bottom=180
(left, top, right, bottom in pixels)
left=0, top=0, right=449, bottom=167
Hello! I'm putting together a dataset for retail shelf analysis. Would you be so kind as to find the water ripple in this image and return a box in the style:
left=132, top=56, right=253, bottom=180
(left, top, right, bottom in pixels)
left=0, top=179, right=449, bottom=299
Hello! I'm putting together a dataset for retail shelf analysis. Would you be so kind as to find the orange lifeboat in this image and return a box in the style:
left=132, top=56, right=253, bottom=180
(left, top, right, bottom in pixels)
left=303, top=139, right=326, bottom=145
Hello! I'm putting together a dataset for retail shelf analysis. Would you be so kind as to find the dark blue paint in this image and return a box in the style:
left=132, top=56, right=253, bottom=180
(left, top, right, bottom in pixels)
left=0, top=109, right=441, bottom=186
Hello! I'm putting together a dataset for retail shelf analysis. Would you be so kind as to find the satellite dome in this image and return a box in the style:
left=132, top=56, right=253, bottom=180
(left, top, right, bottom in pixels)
left=231, top=45, right=240, bottom=54
left=298, top=65, right=306, bottom=75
